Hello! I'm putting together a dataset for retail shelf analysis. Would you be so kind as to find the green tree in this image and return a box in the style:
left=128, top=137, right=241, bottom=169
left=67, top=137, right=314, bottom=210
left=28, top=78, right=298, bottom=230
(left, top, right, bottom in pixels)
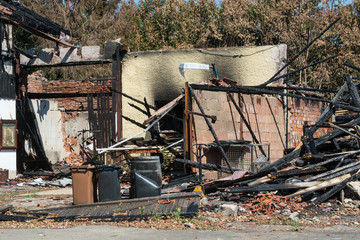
left=15, top=0, right=360, bottom=90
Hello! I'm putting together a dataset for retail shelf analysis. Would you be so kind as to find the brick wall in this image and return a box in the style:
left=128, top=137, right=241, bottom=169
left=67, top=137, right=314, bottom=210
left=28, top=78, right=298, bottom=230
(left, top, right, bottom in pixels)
left=288, top=97, right=327, bottom=148
left=192, top=89, right=326, bottom=164
left=241, top=95, right=285, bottom=162
left=27, top=71, right=112, bottom=111
left=192, top=90, right=241, bottom=144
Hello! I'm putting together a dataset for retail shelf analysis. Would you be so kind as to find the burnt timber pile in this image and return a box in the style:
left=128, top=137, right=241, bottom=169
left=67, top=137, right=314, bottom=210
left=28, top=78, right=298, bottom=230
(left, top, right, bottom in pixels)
left=196, top=72, right=360, bottom=207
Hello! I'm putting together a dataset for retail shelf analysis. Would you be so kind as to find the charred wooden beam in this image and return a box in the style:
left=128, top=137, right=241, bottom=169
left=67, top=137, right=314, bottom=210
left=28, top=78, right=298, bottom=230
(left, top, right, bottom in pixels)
left=190, top=84, right=333, bottom=104
left=258, top=148, right=301, bottom=175
left=303, top=150, right=360, bottom=169
left=305, top=160, right=360, bottom=182
left=334, top=103, right=360, bottom=113
left=344, top=62, right=360, bottom=72
left=260, top=17, right=340, bottom=86
left=227, top=183, right=314, bottom=193
left=266, top=85, right=337, bottom=93
left=315, top=117, right=360, bottom=146
left=173, top=158, right=236, bottom=174
left=49, top=211, right=197, bottom=223
left=109, top=87, right=156, bottom=110
left=0, top=205, right=12, bottom=214
left=269, top=54, right=339, bottom=83
left=122, top=115, right=147, bottom=129
left=328, top=123, right=360, bottom=141
left=335, top=113, right=360, bottom=123
left=255, top=120, right=360, bottom=180
left=22, top=60, right=111, bottom=68
left=322, top=164, right=360, bottom=181
left=345, top=74, right=360, bottom=107
left=226, top=91, right=267, bottom=156
left=305, top=81, right=347, bottom=137
left=0, top=214, right=38, bottom=222
left=202, top=150, right=302, bottom=194
left=312, top=171, right=360, bottom=205
left=269, top=166, right=327, bottom=179
left=331, top=139, right=341, bottom=151
left=287, top=174, right=351, bottom=198
left=0, top=0, right=69, bottom=35
left=128, top=103, right=149, bottom=116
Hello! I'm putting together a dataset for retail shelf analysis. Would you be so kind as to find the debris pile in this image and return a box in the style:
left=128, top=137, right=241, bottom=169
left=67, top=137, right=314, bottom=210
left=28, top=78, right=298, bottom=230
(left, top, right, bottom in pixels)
left=199, top=74, right=360, bottom=209
left=243, top=193, right=307, bottom=214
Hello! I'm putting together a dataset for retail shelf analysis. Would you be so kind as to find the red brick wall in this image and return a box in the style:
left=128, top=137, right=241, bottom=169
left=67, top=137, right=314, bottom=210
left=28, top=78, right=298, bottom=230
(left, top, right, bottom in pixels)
left=192, top=90, right=241, bottom=144
left=192, top=89, right=326, bottom=163
left=288, top=97, right=327, bottom=148
left=241, top=95, right=285, bottom=162
left=27, top=71, right=112, bottom=111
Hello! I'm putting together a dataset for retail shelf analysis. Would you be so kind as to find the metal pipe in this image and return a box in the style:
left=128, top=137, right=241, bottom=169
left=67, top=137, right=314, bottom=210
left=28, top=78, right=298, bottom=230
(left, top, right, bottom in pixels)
left=161, top=139, right=184, bottom=151
left=98, top=106, right=173, bottom=155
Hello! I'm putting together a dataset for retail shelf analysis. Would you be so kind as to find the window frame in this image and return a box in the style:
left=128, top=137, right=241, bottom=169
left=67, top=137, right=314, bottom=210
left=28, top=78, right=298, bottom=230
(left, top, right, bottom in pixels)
left=0, top=120, right=17, bottom=150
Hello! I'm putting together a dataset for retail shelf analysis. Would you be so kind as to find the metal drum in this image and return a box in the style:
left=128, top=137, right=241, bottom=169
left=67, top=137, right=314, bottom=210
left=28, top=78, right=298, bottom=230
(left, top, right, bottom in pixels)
left=131, top=156, right=162, bottom=188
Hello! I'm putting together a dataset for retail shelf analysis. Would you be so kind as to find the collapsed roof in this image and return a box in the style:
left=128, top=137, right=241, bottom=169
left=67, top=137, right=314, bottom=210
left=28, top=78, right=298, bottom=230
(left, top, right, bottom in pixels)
left=0, top=0, right=69, bottom=36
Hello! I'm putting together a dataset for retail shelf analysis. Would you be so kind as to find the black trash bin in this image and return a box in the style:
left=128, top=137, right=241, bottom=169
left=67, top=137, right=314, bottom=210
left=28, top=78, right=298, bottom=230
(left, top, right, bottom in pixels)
left=97, top=165, right=122, bottom=202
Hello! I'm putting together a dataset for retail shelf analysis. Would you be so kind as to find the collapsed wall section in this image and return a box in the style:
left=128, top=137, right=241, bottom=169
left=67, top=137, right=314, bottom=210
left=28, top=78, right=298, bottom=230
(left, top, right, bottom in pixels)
left=26, top=71, right=112, bottom=165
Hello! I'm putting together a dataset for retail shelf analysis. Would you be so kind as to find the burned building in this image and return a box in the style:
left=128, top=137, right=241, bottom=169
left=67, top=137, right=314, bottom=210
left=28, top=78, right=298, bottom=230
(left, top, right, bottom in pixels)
left=0, top=0, right=125, bottom=178
left=0, top=0, right=73, bottom=178
left=0, top=0, right=334, bottom=183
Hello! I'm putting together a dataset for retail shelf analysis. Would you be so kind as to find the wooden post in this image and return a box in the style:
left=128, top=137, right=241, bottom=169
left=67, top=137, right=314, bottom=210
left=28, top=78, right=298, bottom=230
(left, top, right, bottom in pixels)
left=112, top=45, right=128, bottom=141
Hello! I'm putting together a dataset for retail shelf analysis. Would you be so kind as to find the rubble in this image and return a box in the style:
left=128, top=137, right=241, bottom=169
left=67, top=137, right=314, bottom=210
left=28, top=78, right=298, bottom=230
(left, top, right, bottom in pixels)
left=3, top=72, right=360, bottom=225
left=17, top=178, right=72, bottom=187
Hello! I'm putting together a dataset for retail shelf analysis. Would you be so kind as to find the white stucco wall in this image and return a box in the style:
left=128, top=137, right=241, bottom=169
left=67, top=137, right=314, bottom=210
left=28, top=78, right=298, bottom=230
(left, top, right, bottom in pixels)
left=0, top=99, right=16, bottom=178
left=0, top=99, right=16, bottom=119
left=0, top=24, right=16, bottom=178
left=31, top=100, right=89, bottom=164
left=31, top=100, right=65, bottom=163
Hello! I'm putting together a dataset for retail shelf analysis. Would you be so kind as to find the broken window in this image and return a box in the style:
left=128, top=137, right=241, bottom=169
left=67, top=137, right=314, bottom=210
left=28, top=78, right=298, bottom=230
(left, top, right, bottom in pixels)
left=155, top=100, right=183, bottom=134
